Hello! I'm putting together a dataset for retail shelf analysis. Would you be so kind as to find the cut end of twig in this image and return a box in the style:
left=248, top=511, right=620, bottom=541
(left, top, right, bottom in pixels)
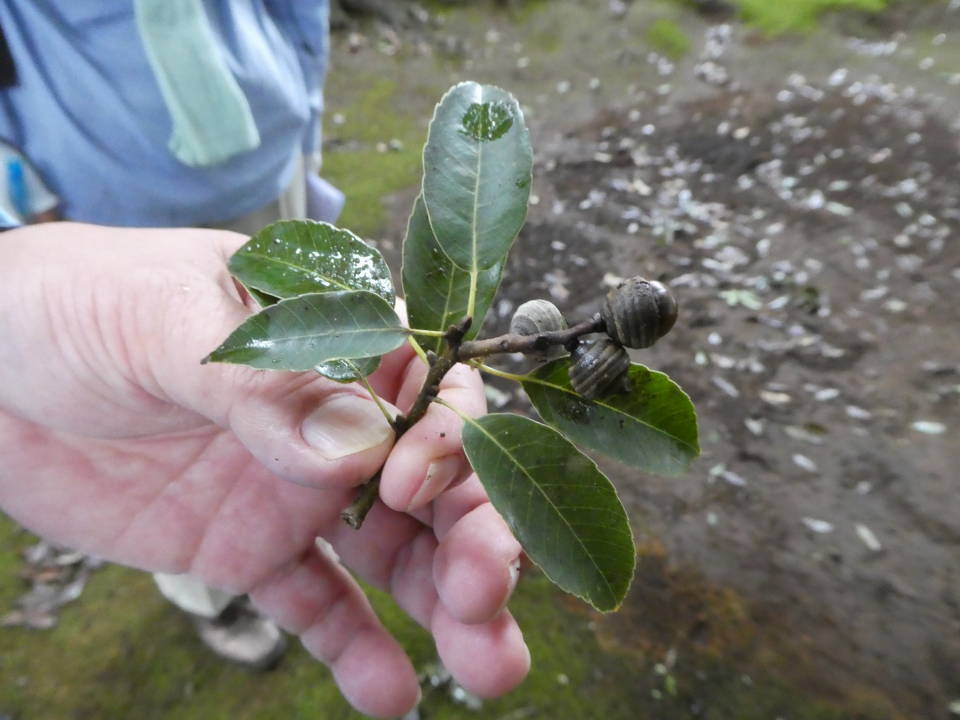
left=340, top=475, right=381, bottom=530
left=340, top=509, right=364, bottom=530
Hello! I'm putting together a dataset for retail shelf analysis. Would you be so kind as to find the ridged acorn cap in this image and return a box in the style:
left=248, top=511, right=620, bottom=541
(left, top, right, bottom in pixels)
left=568, top=336, right=631, bottom=400
left=601, top=276, right=678, bottom=348
left=509, top=299, right=567, bottom=336
left=510, top=299, right=568, bottom=364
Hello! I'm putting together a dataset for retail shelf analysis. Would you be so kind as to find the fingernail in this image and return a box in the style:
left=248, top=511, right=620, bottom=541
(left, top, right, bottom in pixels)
left=301, top=394, right=395, bottom=460
left=508, top=556, right=521, bottom=588
left=407, top=454, right=462, bottom=511
left=497, top=557, right=521, bottom=615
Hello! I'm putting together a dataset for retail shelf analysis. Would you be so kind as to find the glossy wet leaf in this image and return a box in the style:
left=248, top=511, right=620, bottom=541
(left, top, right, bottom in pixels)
left=228, top=220, right=393, bottom=302
left=233, top=285, right=381, bottom=383
left=402, top=194, right=504, bottom=352
left=204, top=291, right=406, bottom=371
left=461, top=413, right=635, bottom=611
left=422, top=82, right=532, bottom=270
left=228, top=220, right=393, bottom=382
left=522, top=359, right=699, bottom=476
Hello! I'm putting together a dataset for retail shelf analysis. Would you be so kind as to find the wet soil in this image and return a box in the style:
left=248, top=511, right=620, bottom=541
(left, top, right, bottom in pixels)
left=502, top=84, right=960, bottom=717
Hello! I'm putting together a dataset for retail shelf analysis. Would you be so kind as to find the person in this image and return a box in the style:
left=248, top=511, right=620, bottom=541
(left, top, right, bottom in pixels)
left=0, top=2, right=530, bottom=717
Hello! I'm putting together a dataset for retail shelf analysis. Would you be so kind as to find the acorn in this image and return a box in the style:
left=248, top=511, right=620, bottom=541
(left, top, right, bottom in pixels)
left=568, top=336, right=631, bottom=399
left=601, top=276, right=678, bottom=349
left=510, top=299, right=568, bottom=363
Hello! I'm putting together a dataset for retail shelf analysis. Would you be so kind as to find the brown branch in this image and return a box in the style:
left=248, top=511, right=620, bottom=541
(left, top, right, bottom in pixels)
left=340, top=472, right=381, bottom=529
left=456, top=314, right=603, bottom=361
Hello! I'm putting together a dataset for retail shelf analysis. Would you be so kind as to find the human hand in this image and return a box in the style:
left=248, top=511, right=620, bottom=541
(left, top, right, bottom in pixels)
left=0, top=223, right=529, bottom=717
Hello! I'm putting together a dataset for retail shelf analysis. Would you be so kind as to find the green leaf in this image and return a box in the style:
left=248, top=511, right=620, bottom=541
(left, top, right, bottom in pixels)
left=228, top=220, right=393, bottom=302
left=461, top=413, right=635, bottom=612
left=228, top=220, right=394, bottom=382
left=204, top=291, right=407, bottom=371
left=401, top=194, right=504, bottom=352
left=422, top=82, right=532, bottom=271
left=522, top=359, right=700, bottom=477
left=234, top=282, right=381, bottom=383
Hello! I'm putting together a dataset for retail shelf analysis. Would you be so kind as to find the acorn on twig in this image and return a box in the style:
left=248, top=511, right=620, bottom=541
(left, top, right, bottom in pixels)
left=601, top=276, right=678, bottom=349
left=568, top=336, right=631, bottom=399
left=510, top=299, right=568, bottom=364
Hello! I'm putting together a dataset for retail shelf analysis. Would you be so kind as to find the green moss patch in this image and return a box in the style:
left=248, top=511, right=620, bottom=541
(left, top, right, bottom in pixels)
left=321, top=76, right=426, bottom=240
left=646, top=19, right=692, bottom=59
left=735, top=0, right=889, bottom=34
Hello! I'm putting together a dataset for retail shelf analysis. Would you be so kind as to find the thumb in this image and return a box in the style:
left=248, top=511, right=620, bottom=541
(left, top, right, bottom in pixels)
left=227, top=374, right=398, bottom=489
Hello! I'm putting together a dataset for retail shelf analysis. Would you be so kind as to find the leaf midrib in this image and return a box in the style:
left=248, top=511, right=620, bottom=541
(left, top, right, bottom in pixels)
left=465, top=416, right=616, bottom=605
left=469, top=89, right=484, bottom=281
left=235, top=252, right=355, bottom=294
left=240, top=326, right=404, bottom=346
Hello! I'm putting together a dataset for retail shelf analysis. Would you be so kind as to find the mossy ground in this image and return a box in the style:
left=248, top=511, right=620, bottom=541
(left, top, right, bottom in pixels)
left=646, top=18, right=692, bottom=60
left=0, top=513, right=626, bottom=720
left=735, top=0, right=889, bottom=33
left=668, top=0, right=894, bottom=34
left=1, top=514, right=900, bottom=720
left=320, top=74, right=432, bottom=241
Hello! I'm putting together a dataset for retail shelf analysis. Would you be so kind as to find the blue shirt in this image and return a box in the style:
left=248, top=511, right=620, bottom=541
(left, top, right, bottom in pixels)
left=0, top=1, right=328, bottom=226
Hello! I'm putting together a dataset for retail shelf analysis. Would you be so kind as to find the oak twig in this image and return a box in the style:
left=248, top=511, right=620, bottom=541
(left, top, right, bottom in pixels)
left=456, top=314, right=603, bottom=361
left=340, top=473, right=381, bottom=529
